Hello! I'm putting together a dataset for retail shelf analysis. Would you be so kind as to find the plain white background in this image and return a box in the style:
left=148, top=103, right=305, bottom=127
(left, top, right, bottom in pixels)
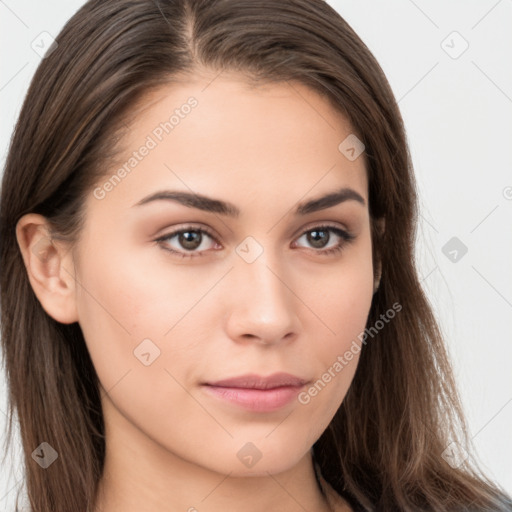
left=1, top=0, right=511, bottom=509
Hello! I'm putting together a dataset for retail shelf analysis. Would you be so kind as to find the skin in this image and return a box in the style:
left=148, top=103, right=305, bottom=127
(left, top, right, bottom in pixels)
left=16, top=70, right=380, bottom=512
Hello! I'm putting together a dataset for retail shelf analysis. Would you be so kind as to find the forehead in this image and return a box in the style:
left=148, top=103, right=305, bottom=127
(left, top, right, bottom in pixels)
left=90, top=72, right=368, bottom=216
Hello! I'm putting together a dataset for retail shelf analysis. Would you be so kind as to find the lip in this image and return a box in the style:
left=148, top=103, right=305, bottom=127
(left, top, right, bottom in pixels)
left=202, top=372, right=309, bottom=413
left=205, top=372, right=308, bottom=389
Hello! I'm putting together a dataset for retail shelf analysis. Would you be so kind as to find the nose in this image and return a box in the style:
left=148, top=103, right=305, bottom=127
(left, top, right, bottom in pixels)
left=223, top=249, right=300, bottom=346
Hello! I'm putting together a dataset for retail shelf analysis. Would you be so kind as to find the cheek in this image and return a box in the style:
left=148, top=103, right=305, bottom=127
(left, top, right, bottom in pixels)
left=298, top=240, right=375, bottom=347
left=74, top=241, right=220, bottom=388
left=297, top=242, right=374, bottom=398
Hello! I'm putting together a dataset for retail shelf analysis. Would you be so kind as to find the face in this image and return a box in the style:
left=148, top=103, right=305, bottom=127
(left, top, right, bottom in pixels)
left=71, top=72, right=374, bottom=476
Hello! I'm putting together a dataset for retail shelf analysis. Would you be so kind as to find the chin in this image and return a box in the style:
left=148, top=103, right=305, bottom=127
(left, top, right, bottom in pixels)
left=200, top=438, right=312, bottom=477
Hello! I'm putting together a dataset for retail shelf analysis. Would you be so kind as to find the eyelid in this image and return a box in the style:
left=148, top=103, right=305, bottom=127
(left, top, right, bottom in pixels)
left=154, top=219, right=351, bottom=242
left=292, top=219, right=351, bottom=239
left=154, top=223, right=218, bottom=242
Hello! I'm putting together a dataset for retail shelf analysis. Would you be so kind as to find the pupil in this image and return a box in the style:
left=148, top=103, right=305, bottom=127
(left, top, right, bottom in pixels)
left=308, top=230, right=329, bottom=248
left=180, top=231, right=201, bottom=250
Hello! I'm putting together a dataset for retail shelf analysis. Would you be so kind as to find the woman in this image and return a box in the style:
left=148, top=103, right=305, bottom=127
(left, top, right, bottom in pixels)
left=1, top=1, right=511, bottom=511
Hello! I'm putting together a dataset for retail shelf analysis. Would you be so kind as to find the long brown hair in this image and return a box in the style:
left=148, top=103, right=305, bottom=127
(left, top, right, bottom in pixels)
left=1, top=1, right=511, bottom=510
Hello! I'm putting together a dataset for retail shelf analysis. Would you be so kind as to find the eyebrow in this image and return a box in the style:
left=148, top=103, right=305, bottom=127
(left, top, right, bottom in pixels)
left=132, top=186, right=366, bottom=216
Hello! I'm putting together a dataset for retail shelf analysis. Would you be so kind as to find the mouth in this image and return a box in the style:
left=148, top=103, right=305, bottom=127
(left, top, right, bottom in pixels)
left=201, top=372, right=309, bottom=412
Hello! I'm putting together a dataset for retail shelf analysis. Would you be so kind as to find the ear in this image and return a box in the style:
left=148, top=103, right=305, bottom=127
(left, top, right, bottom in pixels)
left=15, top=213, right=79, bottom=324
left=373, top=217, right=385, bottom=294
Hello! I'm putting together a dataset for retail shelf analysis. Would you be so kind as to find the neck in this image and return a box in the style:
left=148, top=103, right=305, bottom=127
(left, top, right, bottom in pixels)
left=93, top=453, right=335, bottom=512
left=92, top=396, right=337, bottom=512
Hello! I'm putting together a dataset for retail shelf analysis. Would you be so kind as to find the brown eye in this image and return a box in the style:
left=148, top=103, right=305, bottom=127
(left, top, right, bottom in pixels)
left=294, top=225, right=355, bottom=256
left=155, top=226, right=219, bottom=258
left=306, top=229, right=331, bottom=248
left=177, top=230, right=203, bottom=250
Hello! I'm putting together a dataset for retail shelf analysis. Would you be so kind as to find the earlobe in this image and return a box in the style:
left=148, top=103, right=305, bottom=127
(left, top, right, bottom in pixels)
left=15, top=213, right=79, bottom=324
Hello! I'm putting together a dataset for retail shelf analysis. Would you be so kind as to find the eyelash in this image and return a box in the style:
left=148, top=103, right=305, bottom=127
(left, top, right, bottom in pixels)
left=154, top=224, right=355, bottom=260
